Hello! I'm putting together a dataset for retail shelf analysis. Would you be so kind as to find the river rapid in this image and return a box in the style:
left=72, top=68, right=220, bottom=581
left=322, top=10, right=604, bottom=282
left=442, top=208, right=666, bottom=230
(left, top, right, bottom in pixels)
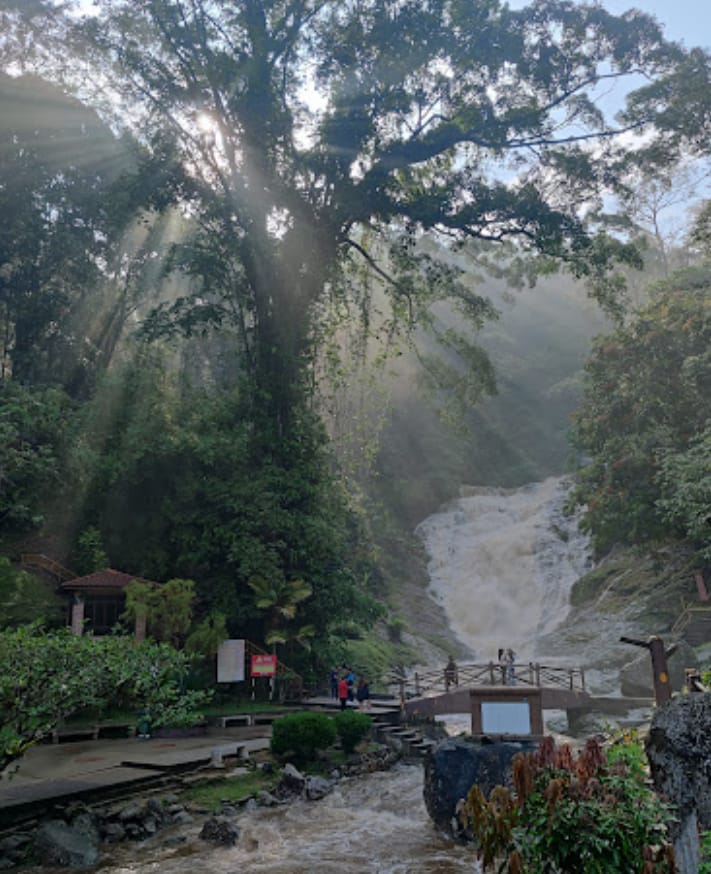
left=88, top=766, right=480, bottom=874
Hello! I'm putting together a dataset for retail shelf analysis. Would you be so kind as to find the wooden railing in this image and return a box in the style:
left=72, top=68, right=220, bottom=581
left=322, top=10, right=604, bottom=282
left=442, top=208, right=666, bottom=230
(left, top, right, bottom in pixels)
left=391, top=661, right=586, bottom=703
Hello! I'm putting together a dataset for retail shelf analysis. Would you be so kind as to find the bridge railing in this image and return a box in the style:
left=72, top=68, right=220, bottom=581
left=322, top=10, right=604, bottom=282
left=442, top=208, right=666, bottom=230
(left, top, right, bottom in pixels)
left=391, top=662, right=585, bottom=703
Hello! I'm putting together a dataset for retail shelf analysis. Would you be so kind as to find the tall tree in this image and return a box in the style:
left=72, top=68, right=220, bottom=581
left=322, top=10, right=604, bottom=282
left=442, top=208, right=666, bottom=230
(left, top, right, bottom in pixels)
left=50, top=0, right=709, bottom=437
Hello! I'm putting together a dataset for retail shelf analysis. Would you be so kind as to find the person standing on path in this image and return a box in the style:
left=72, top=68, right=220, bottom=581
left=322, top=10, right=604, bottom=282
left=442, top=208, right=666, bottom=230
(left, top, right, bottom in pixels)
left=338, top=676, right=349, bottom=711
left=329, top=667, right=339, bottom=699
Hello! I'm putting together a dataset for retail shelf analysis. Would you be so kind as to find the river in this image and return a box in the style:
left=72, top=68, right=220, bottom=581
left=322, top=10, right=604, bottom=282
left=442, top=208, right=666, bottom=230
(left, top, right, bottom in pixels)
left=90, top=766, right=480, bottom=874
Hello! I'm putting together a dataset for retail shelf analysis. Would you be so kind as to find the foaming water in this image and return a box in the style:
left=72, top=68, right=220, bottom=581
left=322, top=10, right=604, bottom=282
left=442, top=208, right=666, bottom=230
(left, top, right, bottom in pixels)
left=416, top=477, right=592, bottom=662
left=92, top=766, right=479, bottom=874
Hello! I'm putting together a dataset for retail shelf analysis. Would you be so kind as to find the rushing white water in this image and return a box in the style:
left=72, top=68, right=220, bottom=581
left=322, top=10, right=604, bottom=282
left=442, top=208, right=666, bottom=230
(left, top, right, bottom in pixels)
left=416, top=476, right=592, bottom=663
left=86, top=766, right=479, bottom=874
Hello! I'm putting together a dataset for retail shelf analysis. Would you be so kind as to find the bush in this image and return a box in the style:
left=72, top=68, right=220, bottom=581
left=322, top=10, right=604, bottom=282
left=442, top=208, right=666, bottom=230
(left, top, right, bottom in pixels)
left=460, top=736, right=675, bottom=873
left=270, top=712, right=336, bottom=761
left=333, top=711, right=372, bottom=754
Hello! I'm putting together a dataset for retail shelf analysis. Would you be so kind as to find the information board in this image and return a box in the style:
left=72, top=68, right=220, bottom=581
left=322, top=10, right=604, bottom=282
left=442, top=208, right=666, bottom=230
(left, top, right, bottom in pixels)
left=481, top=700, right=532, bottom=735
left=216, top=639, right=245, bottom=683
left=251, top=654, right=277, bottom=677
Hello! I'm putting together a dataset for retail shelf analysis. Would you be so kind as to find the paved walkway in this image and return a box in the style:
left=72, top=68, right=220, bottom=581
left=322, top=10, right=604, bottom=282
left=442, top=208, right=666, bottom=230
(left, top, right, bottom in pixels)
left=0, top=728, right=271, bottom=821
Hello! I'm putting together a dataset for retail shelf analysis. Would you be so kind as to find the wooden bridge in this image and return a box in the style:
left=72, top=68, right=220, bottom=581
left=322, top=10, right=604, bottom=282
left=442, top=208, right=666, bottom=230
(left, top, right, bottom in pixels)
left=395, top=663, right=653, bottom=732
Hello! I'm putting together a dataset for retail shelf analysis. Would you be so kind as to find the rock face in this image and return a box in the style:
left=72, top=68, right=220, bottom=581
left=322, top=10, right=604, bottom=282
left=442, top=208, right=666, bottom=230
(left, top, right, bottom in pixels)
left=199, top=817, right=239, bottom=846
left=646, top=692, right=711, bottom=839
left=423, top=738, right=534, bottom=836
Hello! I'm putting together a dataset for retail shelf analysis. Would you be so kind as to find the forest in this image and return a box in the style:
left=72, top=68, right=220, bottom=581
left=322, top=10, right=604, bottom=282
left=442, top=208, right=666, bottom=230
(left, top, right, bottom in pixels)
left=1, top=0, right=711, bottom=734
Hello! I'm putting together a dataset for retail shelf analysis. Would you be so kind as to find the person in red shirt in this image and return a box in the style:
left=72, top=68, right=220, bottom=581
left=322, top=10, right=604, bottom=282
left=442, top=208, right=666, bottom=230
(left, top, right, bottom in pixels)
left=337, top=676, right=349, bottom=711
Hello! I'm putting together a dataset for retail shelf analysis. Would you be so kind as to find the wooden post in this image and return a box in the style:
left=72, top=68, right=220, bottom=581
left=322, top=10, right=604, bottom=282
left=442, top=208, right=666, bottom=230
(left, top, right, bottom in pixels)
left=581, top=669, right=586, bottom=693
left=535, top=663, right=541, bottom=687
left=488, top=661, right=495, bottom=685
left=695, top=572, right=709, bottom=602
left=415, top=672, right=421, bottom=696
left=620, top=635, right=676, bottom=706
left=528, top=662, right=534, bottom=685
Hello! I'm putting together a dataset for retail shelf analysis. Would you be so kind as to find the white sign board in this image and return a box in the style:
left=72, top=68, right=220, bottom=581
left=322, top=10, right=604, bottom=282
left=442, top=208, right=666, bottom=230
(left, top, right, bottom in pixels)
left=217, top=639, right=245, bottom=683
left=481, top=700, right=532, bottom=735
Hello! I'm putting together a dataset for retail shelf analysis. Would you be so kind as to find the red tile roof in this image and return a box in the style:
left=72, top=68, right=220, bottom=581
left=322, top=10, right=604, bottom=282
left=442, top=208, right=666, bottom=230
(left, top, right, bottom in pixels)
left=60, top=569, right=157, bottom=591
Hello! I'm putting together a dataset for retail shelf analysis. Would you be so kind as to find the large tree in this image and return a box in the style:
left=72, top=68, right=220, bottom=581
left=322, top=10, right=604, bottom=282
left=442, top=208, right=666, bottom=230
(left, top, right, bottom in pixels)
left=34, top=0, right=706, bottom=436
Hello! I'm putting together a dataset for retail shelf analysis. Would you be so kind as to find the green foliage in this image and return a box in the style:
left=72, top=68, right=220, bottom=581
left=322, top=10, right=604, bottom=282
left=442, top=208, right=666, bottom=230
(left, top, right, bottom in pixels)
left=460, top=736, right=675, bottom=873
left=123, top=578, right=195, bottom=647
left=73, top=527, right=108, bottom=575
left=700, top=830, right=711, bottom=874
left=571, top=276, right=711, bottom=557
left=0, top=626, right=210, bottom=774
left=185, top=612, right=227, bottom=658
left=270, top=712, right=337, bottom=763
left=332, top=711, right=372, bottom=755
left=0, top=557, right=64, bottom=629
left=0, top=381, right=73, bottom=539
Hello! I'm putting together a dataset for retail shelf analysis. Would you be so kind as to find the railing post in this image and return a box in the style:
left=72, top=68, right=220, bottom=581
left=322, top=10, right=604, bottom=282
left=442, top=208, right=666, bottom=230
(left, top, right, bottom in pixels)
left=399, top=678, right=405, bottom=712
left=415, top=672, right=421, bottom=696
left=489, top=661, right=495, bottom=684
left=528, top=662, right=534, bottom=685
left=535, top=663, right=541, bottom=687
left=580, top=669, right=586, bottom=693
left=569, top=669, right=574, bottom=690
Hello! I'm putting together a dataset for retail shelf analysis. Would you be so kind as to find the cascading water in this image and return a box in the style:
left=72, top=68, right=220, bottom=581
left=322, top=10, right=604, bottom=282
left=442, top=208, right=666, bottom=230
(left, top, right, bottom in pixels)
left=66, top=766, right=480, bottom=874
left=416, top=476, right=592, bottom=663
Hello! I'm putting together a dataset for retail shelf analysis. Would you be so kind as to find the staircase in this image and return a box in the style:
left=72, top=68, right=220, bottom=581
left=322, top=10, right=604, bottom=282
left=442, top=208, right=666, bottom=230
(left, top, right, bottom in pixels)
left=371, top=716, right=438, bottom=759
left=20, top=554, right=75, bottom=582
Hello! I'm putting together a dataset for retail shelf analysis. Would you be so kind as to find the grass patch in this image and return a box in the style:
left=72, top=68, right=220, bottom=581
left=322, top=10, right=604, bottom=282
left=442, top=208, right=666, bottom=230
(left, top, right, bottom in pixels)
left=181, top=770, right=279, bottom=812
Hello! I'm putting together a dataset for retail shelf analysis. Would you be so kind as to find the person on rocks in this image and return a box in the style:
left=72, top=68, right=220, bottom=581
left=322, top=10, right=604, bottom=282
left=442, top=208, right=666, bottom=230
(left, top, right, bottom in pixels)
left=444, top=655, right=458, bottom=692
left=338, top=675, right=349, bottom=711
left=356, top=677, right=371, bottom=711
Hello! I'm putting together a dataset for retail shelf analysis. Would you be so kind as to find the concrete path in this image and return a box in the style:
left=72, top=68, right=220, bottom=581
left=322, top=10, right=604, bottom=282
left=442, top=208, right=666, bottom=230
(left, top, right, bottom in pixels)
left=0, top=728, right=271, bottom=820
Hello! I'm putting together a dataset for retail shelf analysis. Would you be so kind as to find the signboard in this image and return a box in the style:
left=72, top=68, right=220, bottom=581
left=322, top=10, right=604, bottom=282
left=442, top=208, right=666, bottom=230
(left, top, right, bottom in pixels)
left=251, top=654, right=277, bottom=677
left=481, top=700, right=532, bottom=735
left=217, top=639, right=245, bottom=683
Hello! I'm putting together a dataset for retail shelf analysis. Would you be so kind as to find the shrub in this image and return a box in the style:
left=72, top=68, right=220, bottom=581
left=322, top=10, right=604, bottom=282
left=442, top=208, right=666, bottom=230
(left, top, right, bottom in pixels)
left=333, top=711, right=372, bottom=754
left=460, top=736, right=675, bottom=873
left=270, top=712, right=336, bottom=761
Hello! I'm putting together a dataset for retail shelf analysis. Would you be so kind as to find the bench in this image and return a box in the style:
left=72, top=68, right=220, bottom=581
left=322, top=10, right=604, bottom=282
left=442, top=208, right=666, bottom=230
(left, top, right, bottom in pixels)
left=216, top=714, right=253, bottom=728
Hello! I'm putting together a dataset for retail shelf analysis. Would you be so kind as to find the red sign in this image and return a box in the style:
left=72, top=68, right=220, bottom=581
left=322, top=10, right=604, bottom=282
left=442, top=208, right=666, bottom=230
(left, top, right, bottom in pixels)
left=251, top=654, right=277, bottom=677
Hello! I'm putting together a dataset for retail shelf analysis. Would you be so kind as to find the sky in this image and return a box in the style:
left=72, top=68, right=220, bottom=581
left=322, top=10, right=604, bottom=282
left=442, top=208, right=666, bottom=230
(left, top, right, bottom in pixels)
left=595, top=0, right=711, bottom=48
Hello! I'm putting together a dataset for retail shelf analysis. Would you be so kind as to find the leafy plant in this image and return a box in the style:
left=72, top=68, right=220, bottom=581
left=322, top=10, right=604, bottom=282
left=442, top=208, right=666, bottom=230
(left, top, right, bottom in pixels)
left=333, top=711, right=372, bottom=755
left=270, top=712, right=337, bottom=763
left=460, top=736, right=676, bottom=873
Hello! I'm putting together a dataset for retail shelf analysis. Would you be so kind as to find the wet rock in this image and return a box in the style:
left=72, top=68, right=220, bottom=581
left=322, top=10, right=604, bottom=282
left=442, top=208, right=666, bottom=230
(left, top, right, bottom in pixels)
left=161, top=835, right=187, bottom=848
left=256, top=790, right=278, bottom=807
left=279, top=763, right=306, bottom=795
left=33, top=819, right=99, bottom=867
left=165, top=803, right=185, bottom=816
left=101, top=822, right=126, bottom=844
left=303, top=776, right=332, bottom=801
left=142, top=817, right=158, bottom=836
left=199, top=816, right=239, bottom=846
left=423, top=738, right=534, bottom=837
left=145, top=798, right=167, bottom=824
left=218, top=804, right=239, bottom=818
left=0, top=857, right=15, bottom=870
left=171, top=810, right=194, bottom=825
left=117, top=802, right=144, bottom=823
left=124, top=824, right=142, bottom=840
left=243, top=798, right=258, bottom=812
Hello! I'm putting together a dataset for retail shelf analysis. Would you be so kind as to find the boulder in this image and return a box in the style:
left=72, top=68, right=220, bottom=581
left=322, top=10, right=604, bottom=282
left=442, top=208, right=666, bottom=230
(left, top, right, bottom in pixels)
left=33, top=820, right=99, bottom=867
left=423, top=738, right=534, bottom=837
left=199, top=817, right=239, bottom=847
left=276, top=763, right=306, bottom=798
left=646, top=692, right=711, bottom=839
left=303, top=776, right=333, bottom=801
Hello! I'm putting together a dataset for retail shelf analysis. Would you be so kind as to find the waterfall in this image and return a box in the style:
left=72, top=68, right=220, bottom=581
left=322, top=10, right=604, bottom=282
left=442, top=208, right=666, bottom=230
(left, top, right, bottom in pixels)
left=416, top=476, right=592, bottom=663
